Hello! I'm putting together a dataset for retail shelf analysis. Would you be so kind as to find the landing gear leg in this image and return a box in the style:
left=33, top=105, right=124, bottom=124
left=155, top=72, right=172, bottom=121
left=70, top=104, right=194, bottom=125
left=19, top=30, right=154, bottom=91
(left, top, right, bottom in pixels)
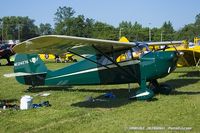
left=128, top=83, right=131, bottom=93
left=149, top=80, right=172, bottom=95
left=26, top=86, right=35, bottom=92
left=130, top=79, right=154, bottom=100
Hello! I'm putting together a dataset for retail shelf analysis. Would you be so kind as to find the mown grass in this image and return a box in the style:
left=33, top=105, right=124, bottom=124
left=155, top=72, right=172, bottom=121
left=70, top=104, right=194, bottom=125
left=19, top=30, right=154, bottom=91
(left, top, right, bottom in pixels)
left=0, top=61, right=200, bottom=133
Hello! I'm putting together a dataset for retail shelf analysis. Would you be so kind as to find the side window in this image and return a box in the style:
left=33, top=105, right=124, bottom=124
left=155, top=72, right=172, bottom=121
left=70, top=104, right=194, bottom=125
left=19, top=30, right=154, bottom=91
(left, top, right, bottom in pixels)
left=116, top=49, right=133, bottom=62
left=132, top=47, right=141, bottom=59
left=125, top=50, right=132, bottom=60
left=97, top=55, right=113, bottom=65
left=138, top=44, right=150, bottom=54
left=132, top=44, right=150, bottom=59
left=116, top=53, right=126, bottom=62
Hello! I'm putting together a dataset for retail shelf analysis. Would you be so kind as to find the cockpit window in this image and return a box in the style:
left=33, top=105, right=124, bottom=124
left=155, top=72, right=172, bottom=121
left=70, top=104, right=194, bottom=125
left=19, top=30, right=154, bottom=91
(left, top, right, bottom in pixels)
left=138, top=43, right=150, bottom=52
left=98, top=43, right=151, bottom=64
left=131, top=43, right=150, bottom=59
left=97, top=54, right=113, bottom=65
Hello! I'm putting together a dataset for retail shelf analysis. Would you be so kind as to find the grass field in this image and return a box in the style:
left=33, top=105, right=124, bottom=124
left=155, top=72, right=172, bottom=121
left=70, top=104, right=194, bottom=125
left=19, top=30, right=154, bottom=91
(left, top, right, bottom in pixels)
left=0, top=62, right=200, bottom=133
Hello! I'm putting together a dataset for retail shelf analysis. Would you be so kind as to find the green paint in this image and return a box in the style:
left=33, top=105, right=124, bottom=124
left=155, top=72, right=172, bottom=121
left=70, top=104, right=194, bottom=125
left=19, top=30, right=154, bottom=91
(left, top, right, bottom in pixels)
left=13, top=50, right=178, bottom=100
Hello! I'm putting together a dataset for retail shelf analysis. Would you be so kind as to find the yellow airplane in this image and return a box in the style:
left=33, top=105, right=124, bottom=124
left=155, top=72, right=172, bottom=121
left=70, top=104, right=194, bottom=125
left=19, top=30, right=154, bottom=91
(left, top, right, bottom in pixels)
left=39, top=54, right=55, bottom=61
left=164, top=37, right=200, bottom=67
left=39, top=53, right=77, bottom=63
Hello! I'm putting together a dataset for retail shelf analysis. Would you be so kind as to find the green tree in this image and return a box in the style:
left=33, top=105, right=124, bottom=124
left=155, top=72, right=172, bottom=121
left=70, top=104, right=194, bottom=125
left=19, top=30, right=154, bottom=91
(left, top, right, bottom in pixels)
left=92, top=22, right=118, bottom=40
left=119, top=21, right=133, bottom=40
left=161, top=21, right=175, bottom=41
left=194, top=13, right=200, bottom=37
left=151, top=28, right=162, bottom=41
left=195, top=13, right=200, bottom=26
left=39, top=23, right=53, bottom=35
left=54, top=6, right=75, bottom=23
left=118, top=21, right=149, bottom=41
left=131, top=22, right=143, bottom=41
left=0, top=16, right=39, bottom=41
left=69, top=15, right=86, bottom=36
left=175, top=24, right=196, bottom=41
left=54, top=6, right=117, bottom=39
left=54, top=6, right=76, bottom=35
left=82, top=18, right=95, bottom=38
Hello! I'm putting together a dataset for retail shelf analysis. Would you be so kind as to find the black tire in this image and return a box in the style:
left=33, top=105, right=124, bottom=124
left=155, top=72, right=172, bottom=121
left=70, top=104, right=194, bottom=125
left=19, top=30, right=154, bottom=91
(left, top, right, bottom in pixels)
left=159, top=84, right=173, bottom=95
left=148, top=82, right=159, bottom=94
left=149, top=82, right=172, bottom=95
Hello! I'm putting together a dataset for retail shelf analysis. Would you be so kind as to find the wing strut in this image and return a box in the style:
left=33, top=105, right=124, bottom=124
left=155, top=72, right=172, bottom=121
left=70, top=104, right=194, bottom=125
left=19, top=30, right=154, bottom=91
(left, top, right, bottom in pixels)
left=92, top=45, right=133, bottom=77
left=67, top=50, right=110, bottom=69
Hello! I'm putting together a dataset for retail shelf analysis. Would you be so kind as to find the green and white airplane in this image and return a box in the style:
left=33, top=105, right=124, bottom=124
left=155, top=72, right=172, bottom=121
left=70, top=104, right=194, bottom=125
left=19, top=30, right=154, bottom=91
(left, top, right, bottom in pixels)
left=5, top=35, right=181, bottom=100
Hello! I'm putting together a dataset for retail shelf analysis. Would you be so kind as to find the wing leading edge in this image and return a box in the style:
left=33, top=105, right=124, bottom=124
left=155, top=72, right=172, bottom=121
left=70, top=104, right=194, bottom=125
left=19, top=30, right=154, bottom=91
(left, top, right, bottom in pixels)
left=13, top=35, right=136, bottom=55
left=147, top=41, right=183, bottom=46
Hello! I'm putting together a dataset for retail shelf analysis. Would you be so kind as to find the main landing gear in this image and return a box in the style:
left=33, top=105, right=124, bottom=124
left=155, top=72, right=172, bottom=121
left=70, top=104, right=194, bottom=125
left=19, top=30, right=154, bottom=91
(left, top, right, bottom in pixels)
left=26, top=86, right=35, bottom=92
left=130, top=88, right=154, bottom=100
left=130, top=79, right=154, bottom=100
left=130, top=79, right=172, bottom=100
left=149, top=79, right=173, bottom=95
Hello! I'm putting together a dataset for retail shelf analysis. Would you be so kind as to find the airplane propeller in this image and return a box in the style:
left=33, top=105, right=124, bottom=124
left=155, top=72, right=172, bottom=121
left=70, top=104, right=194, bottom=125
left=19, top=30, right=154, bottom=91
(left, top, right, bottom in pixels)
left=173, top=45, right=183, bottom=56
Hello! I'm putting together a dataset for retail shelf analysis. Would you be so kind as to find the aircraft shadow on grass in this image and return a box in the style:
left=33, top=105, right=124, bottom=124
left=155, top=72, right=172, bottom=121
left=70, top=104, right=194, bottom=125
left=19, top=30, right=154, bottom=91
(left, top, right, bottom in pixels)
left=178, top=70, right=200, bottom=77
left=71, top=77, right=200, bottom=108
left=166, top=70, right=200, bottom=95
left=28, top=87, right=157, bottom=108
left=71, top=88, right=158, bottom=108
left=0, top=99, right=18, bottom=103
left=174, top=70, right=200, bottom=77
left=0, top=99, right=18, bottom=108
left=26, top=86, right=73, bottom=93
left=165, top=78, right=200, bottom=95
left=71, top=79, right=200, bottom=108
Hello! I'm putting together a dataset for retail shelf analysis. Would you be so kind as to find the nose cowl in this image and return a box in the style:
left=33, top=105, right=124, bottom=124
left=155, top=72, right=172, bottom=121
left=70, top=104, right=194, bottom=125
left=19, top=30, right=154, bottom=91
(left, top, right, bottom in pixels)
left=155, top=51, right=178, bottom=77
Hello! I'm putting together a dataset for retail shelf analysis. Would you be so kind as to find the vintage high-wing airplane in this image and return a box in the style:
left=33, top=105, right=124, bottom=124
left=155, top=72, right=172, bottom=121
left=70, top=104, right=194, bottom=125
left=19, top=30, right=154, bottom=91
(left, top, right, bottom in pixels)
left=0, top=43, right=16, bottom=66
left=4, top=35, right=182, bottom=100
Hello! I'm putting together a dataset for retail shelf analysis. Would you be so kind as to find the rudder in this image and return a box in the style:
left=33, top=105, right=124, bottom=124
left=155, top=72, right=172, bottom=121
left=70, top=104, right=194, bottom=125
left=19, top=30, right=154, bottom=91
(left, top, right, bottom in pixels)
left=14, top=54, right=48, bottom=86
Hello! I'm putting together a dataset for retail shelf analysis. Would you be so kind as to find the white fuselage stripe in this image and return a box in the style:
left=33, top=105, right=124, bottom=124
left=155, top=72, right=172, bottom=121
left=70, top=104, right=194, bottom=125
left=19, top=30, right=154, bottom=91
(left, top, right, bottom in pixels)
left=46, top=60, right=140, bottom=80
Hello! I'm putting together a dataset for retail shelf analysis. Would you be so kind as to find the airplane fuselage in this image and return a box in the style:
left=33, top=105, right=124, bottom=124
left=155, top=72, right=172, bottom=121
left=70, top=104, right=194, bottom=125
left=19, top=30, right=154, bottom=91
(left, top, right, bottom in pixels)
left=15, top=51, right=178, bottom=87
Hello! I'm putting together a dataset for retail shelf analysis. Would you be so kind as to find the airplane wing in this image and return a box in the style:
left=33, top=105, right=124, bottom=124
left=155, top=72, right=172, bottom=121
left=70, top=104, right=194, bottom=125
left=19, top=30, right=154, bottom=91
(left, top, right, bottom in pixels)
left=147, top=41, right=183, bottom=46
left=13, top=35, right=136, bottom=55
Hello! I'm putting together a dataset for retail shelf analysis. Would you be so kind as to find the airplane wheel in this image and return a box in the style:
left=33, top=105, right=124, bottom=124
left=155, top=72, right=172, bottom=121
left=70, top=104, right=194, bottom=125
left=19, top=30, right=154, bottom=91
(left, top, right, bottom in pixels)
left=159, top=84, right=173, bottom=95
left=148, top=82, right=160, bottom=94
left=149, top=82, right=172, bottom=95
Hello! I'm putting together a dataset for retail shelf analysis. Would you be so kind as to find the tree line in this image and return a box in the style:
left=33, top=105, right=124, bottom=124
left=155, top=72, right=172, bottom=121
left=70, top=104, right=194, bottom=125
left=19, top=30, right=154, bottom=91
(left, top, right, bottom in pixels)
left=0, top=6, right=200, bottom=42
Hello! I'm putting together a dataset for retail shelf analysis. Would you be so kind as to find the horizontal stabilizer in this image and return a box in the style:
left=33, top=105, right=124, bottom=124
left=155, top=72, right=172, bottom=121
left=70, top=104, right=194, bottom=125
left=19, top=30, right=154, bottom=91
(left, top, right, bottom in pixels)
left=4, top=72, right=47, bottom=78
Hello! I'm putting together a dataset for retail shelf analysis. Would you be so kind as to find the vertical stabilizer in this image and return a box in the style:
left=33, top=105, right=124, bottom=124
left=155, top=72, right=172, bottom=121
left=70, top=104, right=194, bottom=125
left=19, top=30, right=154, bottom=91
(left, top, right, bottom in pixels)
left=14, top=54, right=48, bottom=86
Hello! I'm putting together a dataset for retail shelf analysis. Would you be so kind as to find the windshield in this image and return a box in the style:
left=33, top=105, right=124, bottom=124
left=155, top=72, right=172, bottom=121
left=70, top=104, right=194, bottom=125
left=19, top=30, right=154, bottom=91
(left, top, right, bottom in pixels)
left=131, top=43, right=150, bottom=59
left=138, top=43, right=150, bottom=52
